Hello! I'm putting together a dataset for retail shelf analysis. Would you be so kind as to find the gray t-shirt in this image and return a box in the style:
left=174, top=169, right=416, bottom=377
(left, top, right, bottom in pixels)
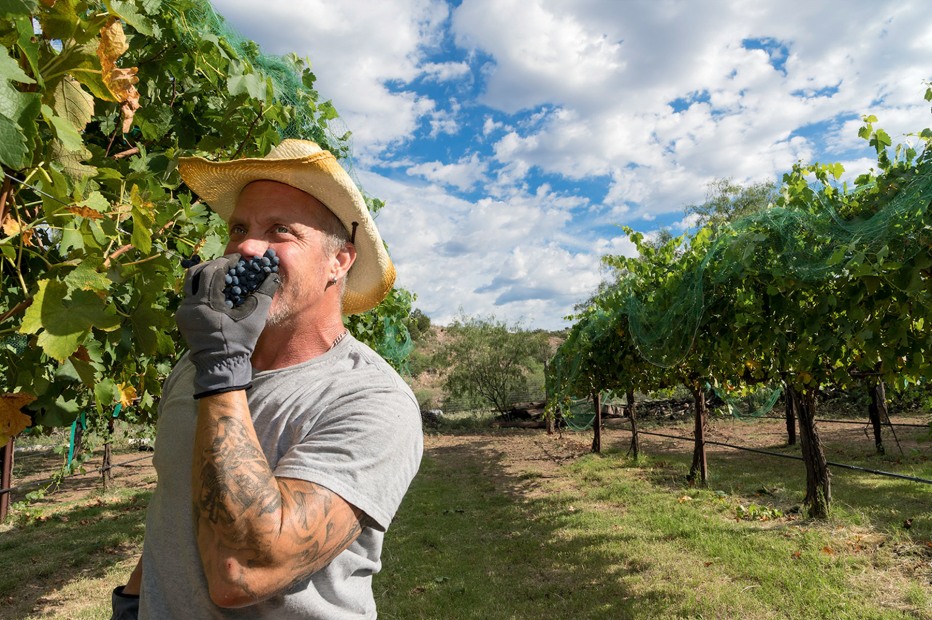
left=139, top=335, right=423, bottom=619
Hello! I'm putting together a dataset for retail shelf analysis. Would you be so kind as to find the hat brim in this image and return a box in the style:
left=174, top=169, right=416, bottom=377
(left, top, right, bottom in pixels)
left=178, top=150, right=395, bottom=315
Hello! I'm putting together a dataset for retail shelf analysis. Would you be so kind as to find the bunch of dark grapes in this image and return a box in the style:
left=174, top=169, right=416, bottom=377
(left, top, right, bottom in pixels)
left=223, top=248, right=280, bottom=308
left=180, top=254, right=202, bottom=269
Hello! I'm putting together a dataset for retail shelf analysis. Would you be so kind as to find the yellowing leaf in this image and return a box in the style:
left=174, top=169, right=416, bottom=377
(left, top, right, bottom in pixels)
left=2, top=215, right=21, bottom=236
left=120, top=88, right=141, bottom=133
left=97, top=17, right=141, bottom=132
left=0, top=392, right=36, bottom=444
left=66, top=205, right=105, bottom=219
left=107, top=66, right=138, bottom=102
left=98, top=18, right=129, bottom=66
left=118, top=383, right=136, bottom=408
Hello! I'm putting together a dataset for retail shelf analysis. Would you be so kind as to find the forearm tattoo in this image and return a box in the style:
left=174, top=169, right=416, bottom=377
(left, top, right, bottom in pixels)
left=279, top=483, right=362, bottom=572
left=193, top=410, right=363, bottom=589
left=196, top=415, right=281, bottom=536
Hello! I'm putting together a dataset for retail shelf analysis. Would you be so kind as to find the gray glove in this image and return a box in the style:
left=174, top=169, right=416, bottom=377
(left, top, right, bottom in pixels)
left=110, top=586, right=139, bottom=620
left=175, top=253, right=280, bottom=399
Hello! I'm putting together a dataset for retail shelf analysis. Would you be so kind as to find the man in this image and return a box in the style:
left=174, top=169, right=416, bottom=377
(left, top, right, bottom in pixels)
left=111, top=140, right=423, bottom=619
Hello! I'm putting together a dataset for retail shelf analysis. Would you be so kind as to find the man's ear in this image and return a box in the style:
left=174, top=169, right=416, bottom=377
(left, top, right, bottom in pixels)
left=334, top=242, right=356, bottom=280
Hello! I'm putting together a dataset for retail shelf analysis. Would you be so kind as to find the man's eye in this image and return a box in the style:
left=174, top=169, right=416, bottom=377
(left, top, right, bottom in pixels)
left=274, top=225, right=290, bottom=234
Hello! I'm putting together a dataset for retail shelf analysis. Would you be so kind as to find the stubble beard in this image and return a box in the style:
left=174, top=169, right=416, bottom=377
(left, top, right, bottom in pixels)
left=264, top=265, right=328, bottom=327
left=265, top=274, right=292, bottom=327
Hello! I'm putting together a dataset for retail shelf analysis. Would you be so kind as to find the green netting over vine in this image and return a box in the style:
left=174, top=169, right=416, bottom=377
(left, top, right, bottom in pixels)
left=549, top=141, right=932, bottom=400
left=548, top=307, right=615, bottom=398
left=560, top=397, right=596, bottom=431
left=624, top=162, right=932, bottom=368
left=712, top=384, right=782, bottom=419
left=172, top=1, right=351, bottom=151
left=378, top=317, right=415, bottom=371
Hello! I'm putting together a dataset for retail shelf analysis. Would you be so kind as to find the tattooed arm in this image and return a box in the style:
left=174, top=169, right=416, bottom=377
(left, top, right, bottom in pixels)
left=191, top=390, right=363, bottom=608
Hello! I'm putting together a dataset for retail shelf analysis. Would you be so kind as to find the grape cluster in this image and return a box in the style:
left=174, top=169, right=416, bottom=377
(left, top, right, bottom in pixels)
left=223, top=249, right=280, bottom=308
left=180, top=254, right=202, bottom=269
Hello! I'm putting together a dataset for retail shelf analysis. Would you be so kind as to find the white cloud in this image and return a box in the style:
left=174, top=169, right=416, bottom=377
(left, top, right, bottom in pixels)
left=421, top=61, right=471, bottom=82
left=406, top=152, right=487, bottom=191
left=209, top=0, right=449, bottom=158
left=671, top=213, right=702, bottom=233
left=208, top=0, right=932, bottom=330
left=449, top=0, right=932, bottom=221
left=361, top=171, right=607, bottom=329
left=482, top=117, right=504, bottom=136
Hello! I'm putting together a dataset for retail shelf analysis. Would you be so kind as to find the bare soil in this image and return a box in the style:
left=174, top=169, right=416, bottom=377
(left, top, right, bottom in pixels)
left=4, top=413, right=929, bottom=523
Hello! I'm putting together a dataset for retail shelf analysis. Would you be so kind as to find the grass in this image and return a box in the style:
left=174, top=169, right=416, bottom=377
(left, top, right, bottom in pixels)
left=376, top=426, right=931, bottom=619
left=0, top=485, right=150, bottom=619
left=0, top=421, right=929, bottom=619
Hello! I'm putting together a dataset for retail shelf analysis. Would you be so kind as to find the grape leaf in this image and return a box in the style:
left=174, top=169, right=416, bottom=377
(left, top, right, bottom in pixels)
left=52, top=76, right=94, bottom=131
left=0, top=48, right=34, bottom=84
left=64, top=259, right=112, bottom=293
left=0, top=112, right=28, bottom=169
left=20, top=279, right=122, bottom=361
left=0, top=0, right=37, bottom=18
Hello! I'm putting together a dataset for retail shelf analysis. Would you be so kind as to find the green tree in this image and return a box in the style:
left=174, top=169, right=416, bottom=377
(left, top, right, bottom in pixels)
left=404, top=307, right=431, bottom=341
left=438, top=314, right=550, bottom=415
left=685, top=178, right=778, bottom=230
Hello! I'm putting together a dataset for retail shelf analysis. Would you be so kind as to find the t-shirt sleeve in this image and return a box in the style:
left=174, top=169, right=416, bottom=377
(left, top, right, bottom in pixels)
left=272, top=375, right=423, bottom=531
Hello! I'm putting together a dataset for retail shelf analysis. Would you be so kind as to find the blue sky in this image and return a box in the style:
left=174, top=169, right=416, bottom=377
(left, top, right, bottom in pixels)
left=209, top=0, right=932, bottom=330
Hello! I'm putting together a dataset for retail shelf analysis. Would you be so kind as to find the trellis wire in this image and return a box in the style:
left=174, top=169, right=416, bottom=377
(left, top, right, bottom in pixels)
left=0, top=453, right=153, bottom=498
left=628, top=428, right=932, bottom=485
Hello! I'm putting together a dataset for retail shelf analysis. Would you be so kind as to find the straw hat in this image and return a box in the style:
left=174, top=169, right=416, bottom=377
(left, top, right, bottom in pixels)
left=178, top=140, right=395, bottom=315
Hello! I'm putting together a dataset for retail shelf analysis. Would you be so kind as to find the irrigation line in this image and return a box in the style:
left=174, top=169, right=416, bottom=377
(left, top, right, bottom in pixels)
left=0, top=452, right=153, bottom=497
left=628, top=428, right=932, bottom=485
left=754, top=415, right=929, bottom=428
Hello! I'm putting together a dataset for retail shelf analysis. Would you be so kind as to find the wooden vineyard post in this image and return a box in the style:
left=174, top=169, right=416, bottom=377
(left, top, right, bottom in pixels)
left=591, top=390, right=602, bottom=453
left=867, top=380, right=887, bottom=455
left=687, top=383, right=708, bottom=486
left=1, top=437, right=12, bottom=523
left=784, top=380, right=797, bottom=446
left=790, top=386, right=831, bottom=517
left=626, top=389, right=639, bottom=459
left=102, top=416, right=115, bottom=490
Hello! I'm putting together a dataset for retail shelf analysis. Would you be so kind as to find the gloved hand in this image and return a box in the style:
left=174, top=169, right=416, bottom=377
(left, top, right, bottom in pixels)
left=110, top=586, right=139, bottom=620
left=175, top=253, right=281, bottom=399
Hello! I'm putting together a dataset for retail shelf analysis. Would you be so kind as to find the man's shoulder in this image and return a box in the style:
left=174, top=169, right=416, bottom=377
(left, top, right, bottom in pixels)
left=341, top=337, right=419, bottom=408
left=345, top=336, right=409, bottom=381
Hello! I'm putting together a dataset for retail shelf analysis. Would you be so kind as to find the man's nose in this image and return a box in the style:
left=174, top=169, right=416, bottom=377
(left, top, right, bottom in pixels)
left=229, top=238, right=269, bottom=259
